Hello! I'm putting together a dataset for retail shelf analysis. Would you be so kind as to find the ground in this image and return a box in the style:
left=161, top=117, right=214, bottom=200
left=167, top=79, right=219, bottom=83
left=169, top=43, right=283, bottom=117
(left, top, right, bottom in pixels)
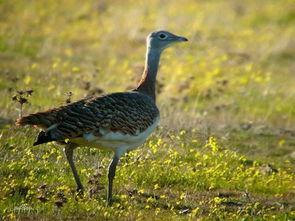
left=0, top=0, right=294, bottom=220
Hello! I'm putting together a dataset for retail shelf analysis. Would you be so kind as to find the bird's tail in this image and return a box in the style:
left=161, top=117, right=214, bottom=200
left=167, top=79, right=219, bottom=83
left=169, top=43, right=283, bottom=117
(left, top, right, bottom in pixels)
left=33, top=131, right=53, bottom=146
left=15, top=111, right=57, bottom=128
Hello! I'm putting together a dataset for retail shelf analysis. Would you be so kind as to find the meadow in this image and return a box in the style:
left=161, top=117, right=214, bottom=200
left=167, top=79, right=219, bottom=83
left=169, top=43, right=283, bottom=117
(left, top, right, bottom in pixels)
left=0, top=0, right=294, bottom=220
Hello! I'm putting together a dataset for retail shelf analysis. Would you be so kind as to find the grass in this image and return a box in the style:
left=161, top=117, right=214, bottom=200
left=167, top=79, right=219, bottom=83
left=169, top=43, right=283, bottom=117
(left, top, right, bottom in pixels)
left=0, top=0, right=294, bottom=220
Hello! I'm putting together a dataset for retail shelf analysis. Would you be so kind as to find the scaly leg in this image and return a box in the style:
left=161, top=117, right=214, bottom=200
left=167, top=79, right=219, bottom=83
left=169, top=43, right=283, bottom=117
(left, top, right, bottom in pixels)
left=64, top=144, right=84, bottom=192
left=107, top=155, right=119, bottom=205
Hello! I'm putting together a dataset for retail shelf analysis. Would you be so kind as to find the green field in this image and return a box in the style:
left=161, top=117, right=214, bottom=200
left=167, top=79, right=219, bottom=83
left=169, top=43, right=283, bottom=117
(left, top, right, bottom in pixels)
left=0, top=0, right=294, bottom=220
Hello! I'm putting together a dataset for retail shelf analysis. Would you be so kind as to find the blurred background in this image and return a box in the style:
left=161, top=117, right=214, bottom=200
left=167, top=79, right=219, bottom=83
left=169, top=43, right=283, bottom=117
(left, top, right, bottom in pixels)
left=0, top=0, right=294, bottom=162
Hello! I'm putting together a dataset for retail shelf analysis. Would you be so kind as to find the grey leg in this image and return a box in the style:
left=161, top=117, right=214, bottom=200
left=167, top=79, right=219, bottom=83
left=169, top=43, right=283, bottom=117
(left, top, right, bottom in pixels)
left=64, top=144, right=84, bottom=192
left=107, top=155, right=119, bottom=205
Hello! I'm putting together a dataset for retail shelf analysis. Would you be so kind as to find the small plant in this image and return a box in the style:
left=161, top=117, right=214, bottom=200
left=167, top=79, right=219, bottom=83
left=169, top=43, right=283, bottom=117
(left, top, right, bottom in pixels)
left=12, top=89, right=34, bottom=117
left=65, top=91, right=73, bottom=104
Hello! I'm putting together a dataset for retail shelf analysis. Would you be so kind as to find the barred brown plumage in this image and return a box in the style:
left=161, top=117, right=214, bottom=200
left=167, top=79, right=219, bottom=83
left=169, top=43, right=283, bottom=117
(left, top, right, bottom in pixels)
left=16, top=30, right=188, bottom=204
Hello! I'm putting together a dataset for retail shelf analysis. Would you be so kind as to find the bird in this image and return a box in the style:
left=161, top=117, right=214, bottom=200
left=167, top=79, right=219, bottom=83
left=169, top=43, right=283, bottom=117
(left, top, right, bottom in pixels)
left=16, top=30, right=188, bottom=204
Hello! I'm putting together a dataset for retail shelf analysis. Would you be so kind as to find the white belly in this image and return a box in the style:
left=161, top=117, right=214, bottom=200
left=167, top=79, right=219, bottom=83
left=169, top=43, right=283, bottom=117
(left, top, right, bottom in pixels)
left=70, top=117, right=159, bottom=152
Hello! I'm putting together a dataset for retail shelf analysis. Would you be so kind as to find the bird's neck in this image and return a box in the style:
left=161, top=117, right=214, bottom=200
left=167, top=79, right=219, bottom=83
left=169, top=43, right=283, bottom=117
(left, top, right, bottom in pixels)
left=136, top=48, right=161, bottom=101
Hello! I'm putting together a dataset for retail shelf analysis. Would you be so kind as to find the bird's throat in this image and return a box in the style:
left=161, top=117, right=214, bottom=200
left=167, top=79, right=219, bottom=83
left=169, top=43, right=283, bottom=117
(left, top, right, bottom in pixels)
left=136, top=48, right=161, bottom=101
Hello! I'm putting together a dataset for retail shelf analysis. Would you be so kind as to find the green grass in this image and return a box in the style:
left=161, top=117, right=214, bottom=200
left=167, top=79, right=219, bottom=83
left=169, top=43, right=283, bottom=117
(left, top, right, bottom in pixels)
left=0, top=0, right=294, bottom=220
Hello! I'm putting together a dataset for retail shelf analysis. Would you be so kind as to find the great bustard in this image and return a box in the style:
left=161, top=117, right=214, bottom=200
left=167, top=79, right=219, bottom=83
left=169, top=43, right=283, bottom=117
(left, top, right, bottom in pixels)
left=16, top=30, right=188, bottom=204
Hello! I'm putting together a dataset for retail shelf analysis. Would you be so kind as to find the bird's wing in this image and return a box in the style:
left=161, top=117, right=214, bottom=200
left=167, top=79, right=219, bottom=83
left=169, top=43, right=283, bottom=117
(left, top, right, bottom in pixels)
left=16, top=92, right=159, bottom=142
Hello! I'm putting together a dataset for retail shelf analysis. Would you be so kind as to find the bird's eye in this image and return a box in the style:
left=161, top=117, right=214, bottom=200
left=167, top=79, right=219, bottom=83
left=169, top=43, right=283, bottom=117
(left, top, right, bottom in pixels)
left=158, top=33, right=167, bottom=39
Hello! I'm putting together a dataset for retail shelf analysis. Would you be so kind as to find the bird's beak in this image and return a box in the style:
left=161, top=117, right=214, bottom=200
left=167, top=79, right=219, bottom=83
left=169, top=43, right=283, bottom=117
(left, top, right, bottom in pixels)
left=168, top=33, right=188, bottom=42
left=177, top=36, right=188, bottom=42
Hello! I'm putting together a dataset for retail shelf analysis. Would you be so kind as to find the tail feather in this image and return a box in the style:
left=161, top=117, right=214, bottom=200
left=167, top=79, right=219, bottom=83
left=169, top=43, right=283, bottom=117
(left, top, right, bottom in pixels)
left=16, top=112, right=57, bottom=128
left=33, top=131, right=54, bottom=146
left=15, top=115, right=38, bottom=126
left=16, top=111, right=63, bottom=146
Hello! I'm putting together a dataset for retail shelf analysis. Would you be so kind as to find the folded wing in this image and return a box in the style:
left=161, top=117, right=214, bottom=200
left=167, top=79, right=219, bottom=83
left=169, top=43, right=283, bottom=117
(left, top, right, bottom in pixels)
left=16, top=92, right=159, bottom=145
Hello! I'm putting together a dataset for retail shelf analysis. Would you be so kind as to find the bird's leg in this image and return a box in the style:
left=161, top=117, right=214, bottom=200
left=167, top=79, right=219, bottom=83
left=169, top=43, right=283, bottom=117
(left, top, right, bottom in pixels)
left=107, top=154, right=119, bottom=205
left=64, top=144, right=84, bottom=193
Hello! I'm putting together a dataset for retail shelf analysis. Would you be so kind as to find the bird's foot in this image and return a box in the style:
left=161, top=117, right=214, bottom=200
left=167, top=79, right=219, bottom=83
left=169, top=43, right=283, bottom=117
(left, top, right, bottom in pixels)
left=76, top=187, right=84, bottom=198
left=106, top=195, right=120, bottom=206
left=106, top=197, right=113, bottom=206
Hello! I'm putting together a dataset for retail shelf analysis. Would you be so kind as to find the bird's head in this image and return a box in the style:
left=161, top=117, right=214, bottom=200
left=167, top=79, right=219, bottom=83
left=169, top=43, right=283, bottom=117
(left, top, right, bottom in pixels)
left=147, top=30, right=188, bottom=51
